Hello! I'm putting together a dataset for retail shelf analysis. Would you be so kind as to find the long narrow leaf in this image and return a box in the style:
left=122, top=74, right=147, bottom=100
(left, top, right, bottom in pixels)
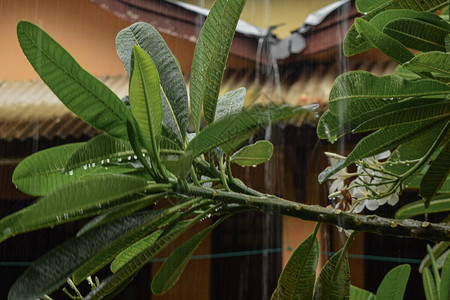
left=420, top=135, right=450, bottom=202
left=404, top=52, right=450, bottom=75
left=17, top=21, right=133, bottom=138
left=356, top=0, right=390, bottom=14
left=116, top=22, right=188, bottom=140
left=376, top=264, right=410, bottom=300
left=314, top=248, right=350, bottom=299
left=0, top=174, right=153, bottom=243
left=319, top=121, right=439, bottom=183
left=383, top=18, right=449, bottom=52
left=370, top=10, right=450, bottom=33
left=187, top=105, right=310, bottom=158
left=189, top=0, right=246, bottom=132
left=354, top=102, right=450, bottom=132
left=440, top=254, right=450, bottom=300
left=271, top=228, right=320, bottom=300
left=12, top=143, right=84, bottom=196
left=7, top=210, right=163, bottom=300
left=85, top=211, right=210, bottom=299
left=354, top=18, right=414, bottom=65
left=422, top=268, right=438, bottom=300
left=343, top=0, right=448, bottom=56
left=152, top=217, right=226, bottom=295
left=395, top=195, right=450, bottom=219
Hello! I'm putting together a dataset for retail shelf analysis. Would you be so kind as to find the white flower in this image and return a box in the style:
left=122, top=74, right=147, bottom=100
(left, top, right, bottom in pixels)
left=327, top=157, right=352, bottom=194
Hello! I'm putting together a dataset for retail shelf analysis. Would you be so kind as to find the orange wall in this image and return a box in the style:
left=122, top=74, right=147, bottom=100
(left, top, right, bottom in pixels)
left=0, top=0, right=131, bottom=80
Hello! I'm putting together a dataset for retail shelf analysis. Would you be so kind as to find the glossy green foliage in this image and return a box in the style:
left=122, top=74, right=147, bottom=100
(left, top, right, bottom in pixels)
left=395, top=195, right=450, bottom=219
left=314, top=249, right=350, bottom=299
left=116, top=22, right=188, bottom=142
left=231, top=140, right=274, bottom=167
left=376, top=265, right=410, bottom=300
left=189, top=0, right=247, bottom=131
left=349, top=285, right=376, bottom=300
left=17, top=21, right=133, bottom=139
left=271, top=230, right=319, bottom=300
left=420, top=244, right=450, bottom=300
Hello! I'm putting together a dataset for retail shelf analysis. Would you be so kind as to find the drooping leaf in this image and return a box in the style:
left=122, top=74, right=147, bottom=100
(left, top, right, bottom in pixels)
left=440, top=253, right=450, bottom=300
left=231, top=140, right=274, bottom=167
left=422, top=268, right=438, bottom=300
left=343, top=0, right=448, bottom=56
left=7, top=210, right=163, bottom=300
left=0, top=174, right=153, bottom=243
left=353, top=101, right=450, bottom=132
left=152, top=217, right=226, bottom=295
left=383, top=18, right=449, bottom=52
left=354, top=18, right=414, bottom=65
left=395, top=195, right=450, bottom=219
left=404, top=52, right=450, bottom=76
left=116, top=22, right=188, bottom=138
left=355, top=0, right=390, bottom=14
left=189, top=0, right=246, bottom=132
left=420, top=137, right=450, bottom=202
left=12, top=143, right=84, bottom=196
left=72, top=197, right=184, bottom=284
left=86, top=210, right=210, bottom=299
left=187, top=105, right=311, bottom=158
left=17, top=21, right=133, bottom=139
left=314, top=249, right=350, bottom=300
left=271, top=229, right=319, bottom=300
left=129, top=45, right=163, bottom=159
left=376, top=264, right=410, bottom=300
left=349, top=285, right=376, bottom=300
left=319, top=120, right=440, bottom=183
left=214, top=87, right=246, bottom=122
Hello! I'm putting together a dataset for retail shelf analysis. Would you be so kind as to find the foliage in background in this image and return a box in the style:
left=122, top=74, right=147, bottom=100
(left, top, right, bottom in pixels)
left=1, top=0, right=450, bottom=299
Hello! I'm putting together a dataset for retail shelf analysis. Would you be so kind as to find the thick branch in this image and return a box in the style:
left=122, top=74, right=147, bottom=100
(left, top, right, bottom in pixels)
left=187, top=186, right=450, bottom=242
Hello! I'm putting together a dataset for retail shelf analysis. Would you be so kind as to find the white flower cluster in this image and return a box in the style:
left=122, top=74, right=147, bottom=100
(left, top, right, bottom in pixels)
left=326, top=151, right=401, bottom=213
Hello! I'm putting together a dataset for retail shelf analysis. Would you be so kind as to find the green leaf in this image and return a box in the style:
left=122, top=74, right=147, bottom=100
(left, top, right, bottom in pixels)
left=161, top=151, right=193, bottom=178
left=420, top=241, right=450, bottom=273
left=422, top=268, right=438, bottom=300
left=446, top=34, right=450, bottom=52
left=404, top=52, right=450, bottom=76
left=17, top=21, right=132, bottom=139
left=72, top=197, right=180, bottom=284
left=353, top=101, right=450, bottom=132
left=328, top=71, right=450, bottom=123
left=7, top=210, right=162, bottom=300
left=383, top=18, right=449, bottom=52
left=116, top=22, right=188, bottom=139
left=395, top=195, right=450, bottom=219
left=0, top=174, right=152, bottom=243
left=420, top=138, right=450, bottom=202
left=343, top=0, right=448, bottom=56
left=271, top=230, right=319, bottom=300
left=12, top=143, right=84, bottom=196
left=215, top=87, right=246, bottom=121
left=370, top=10, right=450, bottom=33
left=319, top=121, right=438, bottom=183
left=356, top=0, right=390, bottom=14
left=354, top=18, right=414, bottom=65
left=187, top=105, right=310, bottom=158
left=439, top=253, right=450, bottom=300
left=350, top=285, right=376, bottom=300
left=151, top=217, right=225, bottom=295
left=86, top=210, right=209, bottom=299
left=231, top=140, right=274, bottom=167
left=376, top=264, right=410, bottom=300
left=129, top=45, right=163, bottom=158
left=314, top=249, right=350, bottom=300
left=65, top=135, right=134, bottom=171
left=189, top=0, right=246, bottom=132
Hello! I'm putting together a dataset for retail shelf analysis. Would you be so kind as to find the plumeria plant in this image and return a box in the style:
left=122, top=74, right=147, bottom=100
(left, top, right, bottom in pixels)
left=1, top=0, right=450, bottom=299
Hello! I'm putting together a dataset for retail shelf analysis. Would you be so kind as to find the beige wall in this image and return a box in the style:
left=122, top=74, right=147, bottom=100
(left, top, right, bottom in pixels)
left=181, top=0, right=337, bottom=38
left=0, top=0, right=132, bottom=80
